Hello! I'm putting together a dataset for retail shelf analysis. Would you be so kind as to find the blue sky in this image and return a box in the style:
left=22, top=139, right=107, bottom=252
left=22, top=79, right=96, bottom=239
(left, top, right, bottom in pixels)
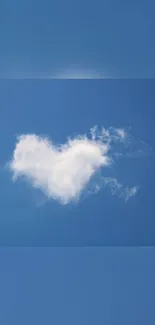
left=1, top=0, right=155, bottom=78
left=0, top=79, right=154, bottom=246
left=1, top=247, right=155, bottom=324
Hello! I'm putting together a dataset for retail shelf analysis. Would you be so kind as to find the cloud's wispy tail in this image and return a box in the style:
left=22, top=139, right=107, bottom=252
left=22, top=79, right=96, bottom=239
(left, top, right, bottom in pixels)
left=102, top=177, right=139, bottom=201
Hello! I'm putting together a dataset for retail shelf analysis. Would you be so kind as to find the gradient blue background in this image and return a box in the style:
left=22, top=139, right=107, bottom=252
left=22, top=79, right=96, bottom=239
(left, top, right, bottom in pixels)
left=0, top=0, right=155, bottom=78
left=0, top=79, right=154, bottom=246
left=1, top=247, right=155, bottom=324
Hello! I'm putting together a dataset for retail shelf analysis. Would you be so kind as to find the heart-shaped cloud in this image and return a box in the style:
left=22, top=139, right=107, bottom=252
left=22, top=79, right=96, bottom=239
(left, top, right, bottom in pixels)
left=9, top=126, right=138, bottom=204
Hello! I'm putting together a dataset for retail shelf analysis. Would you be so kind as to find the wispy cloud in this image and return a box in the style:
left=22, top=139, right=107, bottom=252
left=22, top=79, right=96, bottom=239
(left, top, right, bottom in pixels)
left=9, top=126, right=139, bottom=205
left=102, top=177, right=139, bottom=201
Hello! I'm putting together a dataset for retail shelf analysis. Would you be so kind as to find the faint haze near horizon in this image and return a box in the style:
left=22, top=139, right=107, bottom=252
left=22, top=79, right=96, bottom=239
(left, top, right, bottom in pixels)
left=2, top=63, right=112, bottom=79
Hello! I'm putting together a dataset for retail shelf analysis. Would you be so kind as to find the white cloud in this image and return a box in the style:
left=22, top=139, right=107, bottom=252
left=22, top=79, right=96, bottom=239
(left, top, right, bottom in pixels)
left=9, top=127, right=138, bottom=204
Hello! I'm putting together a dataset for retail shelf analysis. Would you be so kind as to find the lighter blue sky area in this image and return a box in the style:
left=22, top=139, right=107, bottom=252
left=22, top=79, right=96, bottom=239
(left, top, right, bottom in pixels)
left=0, top=79, right=154, bottom=246
left=0, top=0, right=155, bottom=78
left=0, top=247, right=155, bottom=325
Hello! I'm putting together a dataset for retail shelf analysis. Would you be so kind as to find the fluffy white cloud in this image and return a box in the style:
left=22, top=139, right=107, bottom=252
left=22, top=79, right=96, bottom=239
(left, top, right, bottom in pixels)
left=9, top=127, right=138, bottom=204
